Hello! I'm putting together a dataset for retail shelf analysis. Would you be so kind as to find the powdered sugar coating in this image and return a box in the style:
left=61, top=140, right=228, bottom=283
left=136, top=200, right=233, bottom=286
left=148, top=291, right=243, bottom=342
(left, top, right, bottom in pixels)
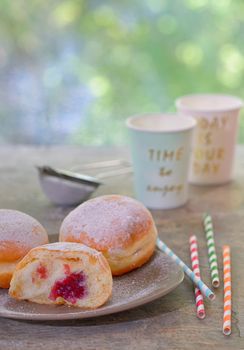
left=41, top=242, right=101, bottom=256
left=0, top=209, right=48, bottom=247
left=60, top=195, right=154, bottom=250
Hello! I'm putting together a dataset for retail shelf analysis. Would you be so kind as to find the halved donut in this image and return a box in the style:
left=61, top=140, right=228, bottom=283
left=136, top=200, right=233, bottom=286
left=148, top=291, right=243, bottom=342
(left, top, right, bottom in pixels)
left=9, top=242, right=113, bottom=309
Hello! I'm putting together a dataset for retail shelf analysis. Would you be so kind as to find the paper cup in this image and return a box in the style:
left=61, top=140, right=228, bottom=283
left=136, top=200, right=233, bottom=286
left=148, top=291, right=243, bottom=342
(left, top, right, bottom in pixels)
left=126, top=113, right=196, bottom=209
left=176, top=94, right=243, bottom=185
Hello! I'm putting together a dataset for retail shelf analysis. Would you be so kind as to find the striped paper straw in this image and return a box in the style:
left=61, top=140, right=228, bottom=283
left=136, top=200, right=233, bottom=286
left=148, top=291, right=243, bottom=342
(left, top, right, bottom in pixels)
left=156, top=238, right=215, bottom=301
left=223, top=245, right=231, bottom=336
left=189, top=235, right=205, bottom=319
left=203, top=213, right=220, bottom=288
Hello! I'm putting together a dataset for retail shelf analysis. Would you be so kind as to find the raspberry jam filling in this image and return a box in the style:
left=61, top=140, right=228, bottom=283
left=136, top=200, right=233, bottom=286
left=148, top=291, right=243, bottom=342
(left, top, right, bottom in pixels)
left=49, top=272, right=87, bottom=304
left=36, top=264, right=48, bottom=279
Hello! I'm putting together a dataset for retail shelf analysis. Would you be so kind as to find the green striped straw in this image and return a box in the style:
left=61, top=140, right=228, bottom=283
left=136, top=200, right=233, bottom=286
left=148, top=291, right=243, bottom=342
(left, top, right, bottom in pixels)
left=203, top=213, right=220, bottom=288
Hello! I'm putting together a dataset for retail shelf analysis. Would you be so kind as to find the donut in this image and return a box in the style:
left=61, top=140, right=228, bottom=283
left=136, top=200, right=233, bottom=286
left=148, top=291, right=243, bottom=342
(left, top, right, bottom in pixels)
left=0, top=209, right=49, bottom=288
left=9, top=242, right=113, bottom=309
left=59, top=195, right=158, bottom=275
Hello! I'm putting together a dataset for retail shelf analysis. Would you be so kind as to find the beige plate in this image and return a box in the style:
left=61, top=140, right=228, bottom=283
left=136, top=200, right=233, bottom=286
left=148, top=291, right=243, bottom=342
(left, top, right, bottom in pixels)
left=0, top=250, right=184, bottom=321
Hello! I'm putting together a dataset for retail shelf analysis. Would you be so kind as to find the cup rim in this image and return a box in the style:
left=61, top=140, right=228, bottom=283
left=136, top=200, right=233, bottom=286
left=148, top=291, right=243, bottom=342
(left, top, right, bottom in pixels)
left=176, top=93, right=244, bottom=113
left=126, top=113, right=196, bottom=133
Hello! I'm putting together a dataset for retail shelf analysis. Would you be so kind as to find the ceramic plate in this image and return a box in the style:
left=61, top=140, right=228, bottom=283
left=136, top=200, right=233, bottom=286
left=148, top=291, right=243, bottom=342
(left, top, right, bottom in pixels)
left=0, top=250, right=184, bottom=321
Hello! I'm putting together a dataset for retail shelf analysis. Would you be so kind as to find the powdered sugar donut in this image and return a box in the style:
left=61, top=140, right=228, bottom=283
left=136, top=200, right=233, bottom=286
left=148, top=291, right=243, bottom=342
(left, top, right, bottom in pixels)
left=59, top=195, right=158, bottom=275
left=0, top=209, right=49, bottom=288
left=9, top=242, right=113, bottom=309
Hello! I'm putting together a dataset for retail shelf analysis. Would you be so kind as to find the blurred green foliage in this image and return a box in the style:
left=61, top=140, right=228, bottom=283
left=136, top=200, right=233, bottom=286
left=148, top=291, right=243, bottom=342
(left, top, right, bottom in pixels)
left=0, top=0, right=243, bottom=144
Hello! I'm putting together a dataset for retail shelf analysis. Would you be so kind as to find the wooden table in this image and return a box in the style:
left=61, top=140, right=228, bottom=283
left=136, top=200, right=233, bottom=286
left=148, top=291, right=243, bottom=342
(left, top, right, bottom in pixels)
left=1, top=145, right=244, bottom=350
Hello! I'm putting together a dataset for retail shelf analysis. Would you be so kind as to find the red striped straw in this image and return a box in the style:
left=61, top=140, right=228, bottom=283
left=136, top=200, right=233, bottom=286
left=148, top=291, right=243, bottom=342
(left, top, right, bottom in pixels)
left=189, top=235, right=206, bottom=319
left=223, top=245, right=231, bottom=335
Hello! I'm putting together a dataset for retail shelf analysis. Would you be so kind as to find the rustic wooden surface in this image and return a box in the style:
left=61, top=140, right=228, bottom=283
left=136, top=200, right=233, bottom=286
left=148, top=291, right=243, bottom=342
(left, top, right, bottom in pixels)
left=0, top=145, right=244, bottom=350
